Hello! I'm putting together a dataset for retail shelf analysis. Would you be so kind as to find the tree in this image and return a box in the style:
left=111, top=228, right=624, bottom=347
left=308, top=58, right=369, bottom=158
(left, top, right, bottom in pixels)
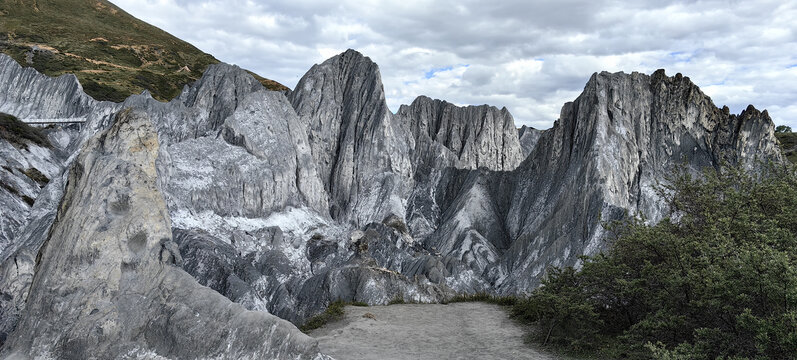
left=515, top=164, right=797, bottom=359
left=776, top=125, right=792, bottom=133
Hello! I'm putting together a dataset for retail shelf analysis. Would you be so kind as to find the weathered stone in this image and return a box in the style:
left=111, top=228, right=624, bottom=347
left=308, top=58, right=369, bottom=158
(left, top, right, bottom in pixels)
left=0, top=50, right=786, bottom=356
left=517, top=125, right=542, bottom=158
left=0, top=110, right=326, bottom=359
left=396, top=95, right=524, bottom=171
left=289, top=49, right=413, bottom=224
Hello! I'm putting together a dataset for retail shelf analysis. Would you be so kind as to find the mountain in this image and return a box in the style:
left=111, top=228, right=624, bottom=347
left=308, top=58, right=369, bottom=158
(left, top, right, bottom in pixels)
left=517, top=125, right=542, bottom=158
left=0, top=48, right=785, bottom=358
left=0, top=0, right=288, bottom=102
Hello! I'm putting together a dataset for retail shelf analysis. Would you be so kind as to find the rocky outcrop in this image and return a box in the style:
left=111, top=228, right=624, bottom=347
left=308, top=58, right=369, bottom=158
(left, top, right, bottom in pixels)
left=160, top=90, right=329, bottom=219
left=0, top=49, right=786, bottom=355
left=289, top=49, right=413, bottom=224
left=0, top=55, right=96, bottom=120
left=425, top=70, right=784, bottom=292
left=517, top=125, right=542, bottom=158
left=0, top=110, right=326, bottom=359
left=396, top=95, right=523, bottom=171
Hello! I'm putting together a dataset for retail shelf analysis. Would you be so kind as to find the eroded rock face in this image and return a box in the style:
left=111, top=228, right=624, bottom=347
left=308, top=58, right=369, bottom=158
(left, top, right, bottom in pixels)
left=0, top=50, right=786, bottom=355
left=517, top=125, right=542, bottom=158
left=397, top=95, right=523, bottom=172
left=160, top=90, right=328, bottom=219
left=0, top=110, right=326, bottom=359
left=426, top=70, right=784, bottom=292
left=0, top=55, right=96, bottom=120
left=289, top=49, right=413, bottom=224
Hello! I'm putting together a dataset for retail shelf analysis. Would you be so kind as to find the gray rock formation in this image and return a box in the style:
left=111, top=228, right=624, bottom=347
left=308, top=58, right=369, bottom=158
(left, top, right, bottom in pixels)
left=160, top=90, right=328, bottom=219
left=423, top=70, right=784, bottom=292
left=0, top=110, right=326, bottom=359
left=289, top=49, right=413, bottom=224
left=517, top=125, right=542, bottom=158
left=0, top=55, right=96, bottom=120
left=396, top=95, right=523, bottom=172
left=0, top=49, right=786, bottom=356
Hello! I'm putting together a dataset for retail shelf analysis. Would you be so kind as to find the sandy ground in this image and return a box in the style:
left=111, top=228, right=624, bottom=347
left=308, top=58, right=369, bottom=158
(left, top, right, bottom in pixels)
left=310, top=302, right=561, bottom=360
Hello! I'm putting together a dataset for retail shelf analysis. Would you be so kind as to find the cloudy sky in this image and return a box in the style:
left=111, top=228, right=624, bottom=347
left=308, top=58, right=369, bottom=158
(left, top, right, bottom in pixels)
left=114, top=0, right=797, bottom=130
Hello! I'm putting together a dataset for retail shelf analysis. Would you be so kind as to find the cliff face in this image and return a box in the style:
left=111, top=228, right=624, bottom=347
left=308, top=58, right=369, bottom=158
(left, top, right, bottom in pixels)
left=430, top=70, right=783, bottom=292
left=289, top=49, right=414, bottom=224
left=517, top=125, right=542, bottom=158
left=396, top=95, right=524, bottom=172
left=0, top=50, right=786, bottom=356
left=1, top=110, right=326, bottom=359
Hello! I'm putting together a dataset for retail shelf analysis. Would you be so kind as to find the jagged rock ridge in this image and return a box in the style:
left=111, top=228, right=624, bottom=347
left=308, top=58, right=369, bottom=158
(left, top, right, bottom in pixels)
left=0, top=50, right=785, bottom=357
left=517, top=125, right=542, bottom=157
left=396, top=95, right=523, bottom=172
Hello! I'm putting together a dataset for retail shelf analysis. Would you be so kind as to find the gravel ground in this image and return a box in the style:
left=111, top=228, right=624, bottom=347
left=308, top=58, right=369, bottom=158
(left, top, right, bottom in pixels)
left=310, top=302, right=562, bottom=360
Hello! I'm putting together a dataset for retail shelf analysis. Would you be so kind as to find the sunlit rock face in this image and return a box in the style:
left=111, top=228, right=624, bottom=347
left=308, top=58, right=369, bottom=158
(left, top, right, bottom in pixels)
left=0, top=50, right=783, bottom=355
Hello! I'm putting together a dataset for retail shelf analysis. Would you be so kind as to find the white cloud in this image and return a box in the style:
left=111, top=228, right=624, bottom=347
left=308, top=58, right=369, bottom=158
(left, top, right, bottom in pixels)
left=114, top=0, right=797, bottom=129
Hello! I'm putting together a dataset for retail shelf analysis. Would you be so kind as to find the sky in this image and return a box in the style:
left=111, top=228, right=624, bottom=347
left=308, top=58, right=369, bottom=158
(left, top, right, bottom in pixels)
left=113, top=0, right=797, bottom=130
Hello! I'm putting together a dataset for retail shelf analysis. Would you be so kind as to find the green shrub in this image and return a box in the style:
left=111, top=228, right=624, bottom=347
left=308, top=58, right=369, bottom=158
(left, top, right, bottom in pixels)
left=299, top=300, right=346, bottom=333
left=387, top=295, right=405, bottom=305
left=0, top=113, right=51, bottom=148
left=515, top=164, right=797, bottom=359
left=445, top=292, right=519, bottom=306
left=23, top=167, right=49, bottom=186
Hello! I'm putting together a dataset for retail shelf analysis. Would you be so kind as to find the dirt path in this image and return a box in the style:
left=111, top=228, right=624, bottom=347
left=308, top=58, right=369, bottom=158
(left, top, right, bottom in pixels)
left=310, top=302, right=562, bottom=360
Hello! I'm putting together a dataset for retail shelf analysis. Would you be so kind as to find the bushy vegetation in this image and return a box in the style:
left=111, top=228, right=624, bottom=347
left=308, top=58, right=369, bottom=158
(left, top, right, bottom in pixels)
left=299, top=300, right=369, bottom=333
left=0, top=0, right=288, bottom=102
left=0, top=112, right=50, bottom=148
left=388, top=295, right=407, bottom=305
left=775, top=131, right=797, bottom=164
left=23, top=167, right=49, bottom=186
left=444, top=292, right=518, bottom=306
left=513, top=164, right=797, bottom=359
left=300, top=300, right=346, bottom=333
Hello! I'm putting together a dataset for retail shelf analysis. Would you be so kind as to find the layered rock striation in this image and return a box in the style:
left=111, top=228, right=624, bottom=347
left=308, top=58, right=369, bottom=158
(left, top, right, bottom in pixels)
left=1, top=110, right=326, bottom=359
left=0, top=50, right=786, bottom=356
left=289, top=49, right=413, bottom=224
left=397, top=95, right=523, bottom=172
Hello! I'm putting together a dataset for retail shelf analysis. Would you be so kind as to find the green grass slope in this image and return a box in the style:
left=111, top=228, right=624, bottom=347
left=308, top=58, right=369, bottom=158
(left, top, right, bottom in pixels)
left=775, top=132, right=797, bottom=163
left=0, top=0, right=288, bottom=102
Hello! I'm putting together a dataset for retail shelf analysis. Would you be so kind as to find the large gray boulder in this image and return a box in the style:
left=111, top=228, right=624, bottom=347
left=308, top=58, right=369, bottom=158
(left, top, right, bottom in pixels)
left=0, top=110, right=327, bottom=359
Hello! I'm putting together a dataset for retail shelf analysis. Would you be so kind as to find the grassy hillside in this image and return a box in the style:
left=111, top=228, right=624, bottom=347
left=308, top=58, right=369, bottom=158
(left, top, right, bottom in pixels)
left=776, top=132, right=797, bottom=163
left=0, top=0, right=288, bottom=102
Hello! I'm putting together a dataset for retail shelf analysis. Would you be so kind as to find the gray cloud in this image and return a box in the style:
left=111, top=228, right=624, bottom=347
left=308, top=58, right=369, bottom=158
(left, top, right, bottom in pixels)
left=114, top=0, right=797, bottom=129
